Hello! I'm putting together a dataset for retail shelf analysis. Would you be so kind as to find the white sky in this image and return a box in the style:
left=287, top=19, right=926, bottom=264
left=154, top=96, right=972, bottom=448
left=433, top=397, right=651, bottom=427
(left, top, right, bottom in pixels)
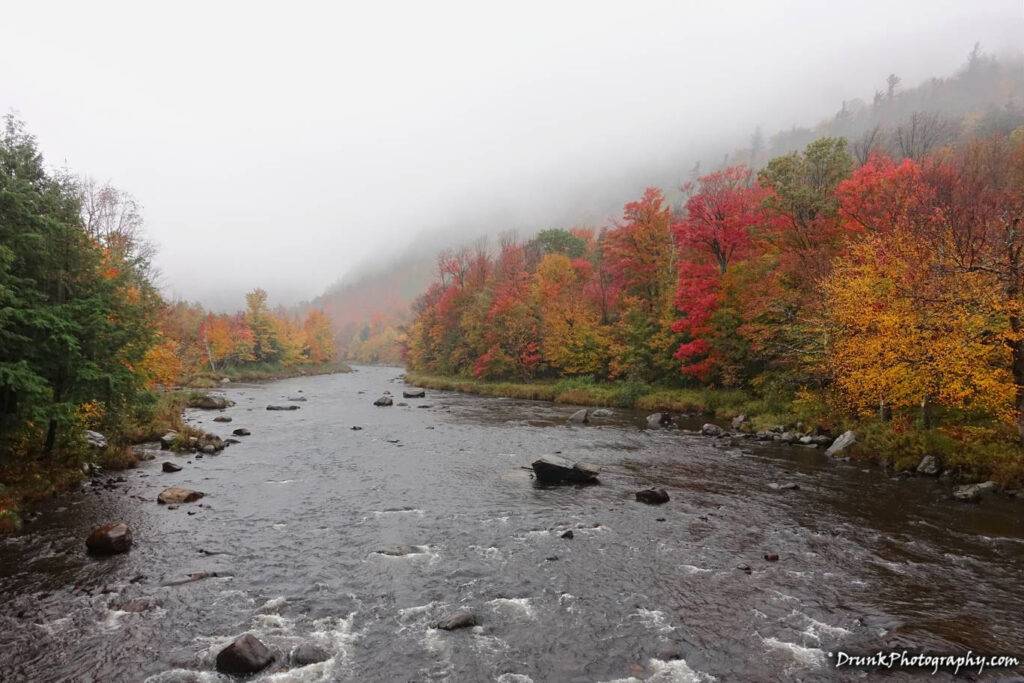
left=3, top=1, right=1022, bottom=309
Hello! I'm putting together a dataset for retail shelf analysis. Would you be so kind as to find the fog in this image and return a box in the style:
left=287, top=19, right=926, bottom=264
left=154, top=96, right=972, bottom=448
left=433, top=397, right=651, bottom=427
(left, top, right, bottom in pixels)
left=2, top=1, right=1022, bottom=309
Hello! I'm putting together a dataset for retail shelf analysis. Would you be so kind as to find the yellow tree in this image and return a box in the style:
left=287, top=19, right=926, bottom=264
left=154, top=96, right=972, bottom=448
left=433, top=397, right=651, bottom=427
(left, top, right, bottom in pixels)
left=533, top=253, right=610, bottom=375
left=303, top=309, right=336, bottom=363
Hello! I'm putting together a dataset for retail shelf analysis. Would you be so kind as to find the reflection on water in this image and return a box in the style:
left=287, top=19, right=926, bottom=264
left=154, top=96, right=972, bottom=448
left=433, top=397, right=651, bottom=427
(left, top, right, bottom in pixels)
left=1, top=365, right=1021, bottom=681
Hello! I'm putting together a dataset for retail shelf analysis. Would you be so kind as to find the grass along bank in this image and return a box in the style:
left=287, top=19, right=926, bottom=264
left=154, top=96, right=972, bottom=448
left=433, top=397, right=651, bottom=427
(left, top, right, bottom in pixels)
left=186, top=360, right=352, bottom=388
left=404, top=372, right=1024, bottom=490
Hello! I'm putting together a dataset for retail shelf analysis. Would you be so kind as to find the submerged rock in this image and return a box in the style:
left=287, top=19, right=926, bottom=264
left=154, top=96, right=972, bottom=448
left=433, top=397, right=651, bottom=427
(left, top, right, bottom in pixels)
left=287, top=396, right=308, bottom=402
left=567, top=408, right=589, bottom=424
left=290, top=643, right=331, bottom=666
left=267, top=404, right=300, bottom=411
left=403, top=389, right=426, bottom=399
left=374, top=396, right=394, bottom=407
left=232, top=428, right=251, bottom=436
left=161, top=461, right=182, bottom=473
left=216, top=634, right=275, bottom=675
left=212, top=416, right=232, bottom=423
left=531, top=455, right=600, bottom=484
left=635, top=488, right=670, bottom=505
left=375, top=544, right=425, bottom=556
left=157, top=486, right=204, bottom=505
left=433, top=610, right=478, bottom=631
left=825, top=430, right=856, bottom=457
left=86, top=522, right=132, bottom=555
left=954, top=481, right=996, bottom=503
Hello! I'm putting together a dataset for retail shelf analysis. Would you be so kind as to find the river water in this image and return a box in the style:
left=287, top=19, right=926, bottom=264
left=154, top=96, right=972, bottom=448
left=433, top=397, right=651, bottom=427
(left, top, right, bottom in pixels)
left=1, top=365, right=1022, bottom=682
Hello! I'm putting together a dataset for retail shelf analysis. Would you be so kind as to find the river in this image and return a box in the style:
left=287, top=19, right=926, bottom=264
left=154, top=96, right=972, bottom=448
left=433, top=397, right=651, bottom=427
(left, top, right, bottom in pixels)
left=1, top=365, right=1022, bottom=682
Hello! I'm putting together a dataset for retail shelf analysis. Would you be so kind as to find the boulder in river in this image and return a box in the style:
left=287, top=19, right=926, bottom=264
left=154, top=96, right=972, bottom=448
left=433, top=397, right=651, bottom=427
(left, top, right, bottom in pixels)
left=232, top=428, right=251, bottom=436
left=375, top=544, right=425, bottom=556
left=403, top=389, right=426, bottom=399
left=85, top=522, right=133, bottom=555
left=646, top=413, right=671, bottom=428
left=85, top=430, right=108, bottom=449
left=560, top=529, right=574, bottom=539
left=212, top=416, right=232, bottom=423
left=591, top=408, right=613, bottom=418
left=290, top=643, right=331, bottom=666
left=916, top=455, right=940, bottom=476
left=188, top=394, right=232, bottom=410
left=635, top=488, right=670, bottom=505
left=433, top=610, right=477, bottom=630
left=953, top=481, right=996, bottom=503
left=701, top=423, right=724, bottom=437
left=157, top=486, right=204, bottom=505
left=374, top=396, right=393, bottom=407
left=267, top=404, right=300, bottom=411
left=763, top=553, right=779, bottom=562
left=160, top=431, right=178, bottom=450
left=162, top=461, right=182, bottom=473
left=531, top=455, right=600, bottom=485
left=567, top=408, right=589, bottom=424
left=825, top=430, right=856, bottom=457
left=216, top=634, right=275, bottom=675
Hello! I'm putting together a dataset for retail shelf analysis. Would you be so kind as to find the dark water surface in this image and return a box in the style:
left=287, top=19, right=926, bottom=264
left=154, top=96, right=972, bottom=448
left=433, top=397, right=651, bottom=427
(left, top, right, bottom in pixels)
left=1, top=365, right=1022, bottom=682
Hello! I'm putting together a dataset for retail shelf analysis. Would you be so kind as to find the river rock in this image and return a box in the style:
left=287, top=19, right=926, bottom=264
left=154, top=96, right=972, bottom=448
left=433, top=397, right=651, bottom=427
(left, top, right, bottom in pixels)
left=216, top=634, right=275, bottom=675
left=162, top=461, right=182, bottom=473
left=635, top=488, right=670, bottom=505
left=85, top=522, right=132, bottom=555
left=157, top=486, right=204, bottom=505
left=375, top=544, right=425, bottom=556
left=212, top=416, right=232, bottom=423
left=160, top=431, right=178, bottom=449
left=434, top=610, right=477, bottom=630
left=731, top=414, right=747, bottom=430
left=531, top=455, right=601, bottom=484
left=290, top=643, right=331, bottom=666
left=591, top=408, right=613, bottom=418
left=764, top=553, right=779, bottom=562
left=567, top=408, right=589, bottom=424
left=560, top=529, right=574, bottom=539
left=403, top=389, right=426, bottom=399
left=201, top=444, right=215, bottom=454
left=916, top=455, right=941, bottom=476
left=267, top=404, right=300, bottom=411
left=701, top=423, right=724, bottom=437
left=953, top=481, right=997, bottom=503
left=374, top=396, right=393, bottom=407
left=825, top=430, right=856, bottom=457
left=188, top=394, right=232, bottom=410
left=232, top=428, right=251, bottom=436
left=85, top=430, right=108, bottom=449
left=647, top=413, right=671, bottom=428
left=779, top=431, right=799, bottom=444
left=288, top=396, right=307, bottom=402
left=768, top=482, right=800, bottom=491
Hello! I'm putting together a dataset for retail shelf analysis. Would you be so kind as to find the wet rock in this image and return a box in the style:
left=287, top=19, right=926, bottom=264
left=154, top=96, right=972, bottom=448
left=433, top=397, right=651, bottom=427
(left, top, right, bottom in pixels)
left=267, top=404, right=300, bottom=411
left=635, top=488, right=670, bottom=505
left=567, top=408, right=589, bottom=424
left=779, top=431, right=799, bottom=444
left=825, top=430, right=856, bottom=457
left=216, top=633, right=275, bottom=675
left=157, top=486, right=204, bottom=505
left=560, top=530, right=574, bottom=539
left=591, top=408, right=614, bottom=418
left=736, top=563, right=752, bottom=574
left=646, top=413, right=671, bottom=428
left=763, top=553, right=779, bottom=562
left=531, top=455, right=600, bottom=485
left=403, top=389, right=426, bottom=399
left=162, top=461, right=182, bottom=473
left=755, top=431, right=773, bottom=441
left=86, top=522, right=133, bottom=555
left=111, top=597, right=159, bottom=613
left=232, top=428, right=251, bottom=436
left=212, top=416, right=232, bottom=423
left=374, top=396, right=393, bottom=407
left=160, top=431, right=178, bottom=449
left=700, top=423, right=724, bottom=437
left=350, top=426, right=362, bottom=430
left=224, top=438, right=241, bottom=445
left=287, top=396, right=308, bottom=402
left=375, top=545, right=425, bottom=556
left=798, top=435, right=814, bottom=445
left=954, top=481, right=997, bottom=503
left=916, top=455, right=940, bottom=476
left=201, top=444, right=215, bottom=454
left=290, top=643, right=331, bottom=666
left=433, top=610, right=478, bottom=630
left=85, top=430, right=108, bottom=449
left=731, top=414, right=747, bottom=430
left=397, top=402, right=408, bottom=407
left=188, top=394, right=232, bottom=410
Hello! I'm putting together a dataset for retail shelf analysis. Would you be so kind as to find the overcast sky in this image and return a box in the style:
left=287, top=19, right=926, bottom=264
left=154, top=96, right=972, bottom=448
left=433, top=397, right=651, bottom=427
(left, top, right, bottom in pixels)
left=3, top=1, right=1022, bottom=309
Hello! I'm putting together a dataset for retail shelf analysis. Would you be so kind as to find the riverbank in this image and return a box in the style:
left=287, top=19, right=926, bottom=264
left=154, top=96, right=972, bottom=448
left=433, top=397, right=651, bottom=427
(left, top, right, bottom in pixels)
left=405, top=371, right=1024, bottom=489
left=186, top=360, right=352, bottom=388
